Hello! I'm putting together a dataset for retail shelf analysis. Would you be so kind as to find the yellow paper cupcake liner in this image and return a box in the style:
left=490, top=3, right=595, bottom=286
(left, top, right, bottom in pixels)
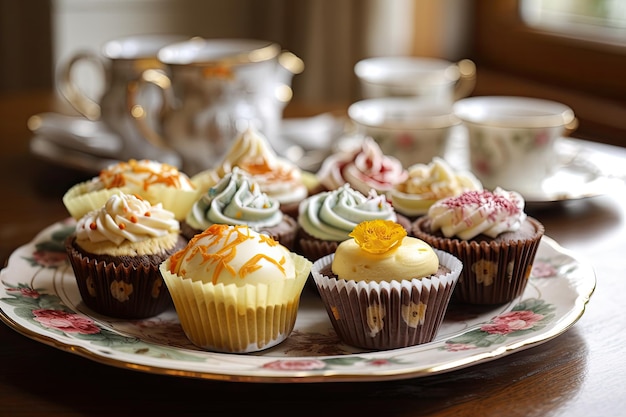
left=160, top=254, right=311, bottom=353
left=142, top=186, right=200, bottom=221
left=62, top=181, right=130, bottom=220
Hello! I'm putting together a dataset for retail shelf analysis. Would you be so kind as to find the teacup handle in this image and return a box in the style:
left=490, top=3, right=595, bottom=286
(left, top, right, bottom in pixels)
left=57, top=51, right=107, bottom=120
left=126, top=69, right=174, bottom=150
left=453, top=59, right=477, bottom=101
left=564, top=117, right=579, bottom=137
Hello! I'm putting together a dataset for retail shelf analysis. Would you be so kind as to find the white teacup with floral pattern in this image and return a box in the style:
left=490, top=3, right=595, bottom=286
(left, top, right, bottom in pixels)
left=348, top=97, right=461, bottom=169
left=453, top=96, right=577, bottom=196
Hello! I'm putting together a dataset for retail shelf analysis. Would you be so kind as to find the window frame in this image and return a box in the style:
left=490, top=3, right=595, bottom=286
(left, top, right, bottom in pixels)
left=470, top=0, right=626, bottom=146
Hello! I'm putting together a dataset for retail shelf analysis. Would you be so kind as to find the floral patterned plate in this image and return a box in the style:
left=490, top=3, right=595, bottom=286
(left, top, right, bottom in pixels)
left=0, top=219, right=596, bottom=383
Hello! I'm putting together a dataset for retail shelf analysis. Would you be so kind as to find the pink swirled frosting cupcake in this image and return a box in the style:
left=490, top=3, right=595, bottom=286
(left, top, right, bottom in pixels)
left=316, top=136, right=408, bottom=195
left=412, top=187, right=544, bottom=304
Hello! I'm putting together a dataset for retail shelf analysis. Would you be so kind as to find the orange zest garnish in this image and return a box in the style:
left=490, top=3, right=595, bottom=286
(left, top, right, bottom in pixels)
left=169, top=224, right=287, bottom=284
left=349, top=220, right=406, bottom=254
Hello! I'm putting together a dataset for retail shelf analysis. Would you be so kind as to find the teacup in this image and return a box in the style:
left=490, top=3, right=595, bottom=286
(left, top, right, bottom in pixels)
left=453, top=96, right=578, bottom=196
left=348, top=97, right=461, bottom=168
left=127, top=37, right=304, bottom=175
left=354, top=56, right=476, bottom=105
left=56, top=34, right=189, bottom=162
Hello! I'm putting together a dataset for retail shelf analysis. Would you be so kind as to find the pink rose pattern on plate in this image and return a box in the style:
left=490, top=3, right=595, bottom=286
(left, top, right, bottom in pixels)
left=1, top=221, right=564, bottom=374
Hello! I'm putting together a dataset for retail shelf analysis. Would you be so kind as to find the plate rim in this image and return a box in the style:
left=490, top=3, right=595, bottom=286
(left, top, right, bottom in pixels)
left=0, top=220, right=596, bottom=383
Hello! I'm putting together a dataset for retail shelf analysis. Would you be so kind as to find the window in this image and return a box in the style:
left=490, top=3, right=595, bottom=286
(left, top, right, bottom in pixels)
left=470, top=0, right=626, bottom=147
left=521, top=0, right=626, bottom=46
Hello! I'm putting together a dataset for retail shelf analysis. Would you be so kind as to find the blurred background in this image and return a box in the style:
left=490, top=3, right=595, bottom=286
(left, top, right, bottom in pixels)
left=1, top=0, right=625, bottom=146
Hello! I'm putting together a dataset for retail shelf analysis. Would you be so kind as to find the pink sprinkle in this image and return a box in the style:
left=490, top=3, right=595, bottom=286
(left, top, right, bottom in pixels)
left=442, top=190, right=520, bottom=215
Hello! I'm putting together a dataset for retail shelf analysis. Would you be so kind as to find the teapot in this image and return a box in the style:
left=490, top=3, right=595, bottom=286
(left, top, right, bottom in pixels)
left=56, top=34, right=190, bottom=164
left=127, top=37, right=304, bottom=175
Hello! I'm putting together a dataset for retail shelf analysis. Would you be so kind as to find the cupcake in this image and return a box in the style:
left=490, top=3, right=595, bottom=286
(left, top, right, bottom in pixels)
left=191, top=127, right=308, bottom=218
left=160, top=224, right=312, bottom=353
left=389, top=157, right=483, bottom=221
left=311, top=220, right=462, bottom=350
left=315, top=136, right=408, bottom=196
left=296, top=183, right=411, bottom=261
left=62, top=158, right=198, bottom=221
left=65, top=192, right=187, bottom=319
left=182, top=167, right=297, bottom=249
left=412, top=187, right=544, bottom=305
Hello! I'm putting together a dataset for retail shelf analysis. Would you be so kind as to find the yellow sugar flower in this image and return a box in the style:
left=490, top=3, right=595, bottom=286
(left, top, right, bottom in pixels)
left=349, top=220, right=406, bottom=254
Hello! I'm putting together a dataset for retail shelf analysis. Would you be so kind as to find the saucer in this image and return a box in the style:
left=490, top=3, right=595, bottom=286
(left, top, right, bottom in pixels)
left=28, top=112, right=182, bottom=173
left=522, top=138, right=625, bottom=206
left=444, top=135, right=625, bottom=206
left=28, top=112, right=124, bottom=158
left=30, top=135, right=122, bottom=173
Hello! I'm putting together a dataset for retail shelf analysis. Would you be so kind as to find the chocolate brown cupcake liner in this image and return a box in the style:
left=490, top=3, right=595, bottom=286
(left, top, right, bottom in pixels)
left=311, top=250, right=462, bottom=350
left=412, top=217, right=544, bottom=305
left=66, top=238, right=176, bottom=319
left=296, top=237, right=340, bottom=262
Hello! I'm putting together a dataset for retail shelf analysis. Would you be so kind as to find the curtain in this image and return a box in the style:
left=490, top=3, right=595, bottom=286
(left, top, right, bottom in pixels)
left=246, top=0, right=416, bottom=104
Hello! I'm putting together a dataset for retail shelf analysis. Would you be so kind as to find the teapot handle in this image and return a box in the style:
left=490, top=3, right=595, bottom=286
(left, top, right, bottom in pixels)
left=57, top=51, right=107, bottom=120
left=453, top=59, right=477, bottom=101
left=126, top=69, right=174, bottom=150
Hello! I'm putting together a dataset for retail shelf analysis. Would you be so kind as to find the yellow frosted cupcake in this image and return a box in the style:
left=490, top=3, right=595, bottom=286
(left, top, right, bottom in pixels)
left=62, top=159, right=198, bottom=221
left=389, top=157, right=482, bottom=221
left=160, top=224, right=312, bottom=353
left=311, top=220, right=462, bottom=350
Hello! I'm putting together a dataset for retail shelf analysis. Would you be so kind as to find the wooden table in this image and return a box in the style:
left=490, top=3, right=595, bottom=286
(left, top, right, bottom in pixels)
left=1, top=91, right=626, bottom=417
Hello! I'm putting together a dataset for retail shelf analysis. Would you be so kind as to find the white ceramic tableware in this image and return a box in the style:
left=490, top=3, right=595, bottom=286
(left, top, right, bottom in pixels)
left=56, top=34, right=190, bottom=162
left=127, top=37, right=304, bottom=175
left=453, top=95, right=577, bottom=195
left=354, top=56, right=476, bottom=105
left=348, top=97, right=461, bottom=168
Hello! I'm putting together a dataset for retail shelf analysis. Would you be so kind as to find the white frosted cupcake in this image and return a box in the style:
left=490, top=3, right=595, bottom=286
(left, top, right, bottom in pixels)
left=65, top=192, right=187, bottom=319
left=311, top=220, right=462, bottom=350
left=160, top=224, right=312, bottom=353
left=63, top=159, right=198, bottom=221
left=412, top=188, right=544, bottom=304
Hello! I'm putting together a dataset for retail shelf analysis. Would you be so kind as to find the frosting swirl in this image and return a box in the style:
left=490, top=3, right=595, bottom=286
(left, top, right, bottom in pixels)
left=186, top=167, right=283, bottom=231
left=427, top=187, right=527, bottom=240
left=75, top=192, right=180, bottom=247
left=391, top=157, right=482, bottom=217
left=194, top=128, right=308, bottom=206
left=316, top=136, right=408, bottom=195
left=298, top=184, right=398, bottom=241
